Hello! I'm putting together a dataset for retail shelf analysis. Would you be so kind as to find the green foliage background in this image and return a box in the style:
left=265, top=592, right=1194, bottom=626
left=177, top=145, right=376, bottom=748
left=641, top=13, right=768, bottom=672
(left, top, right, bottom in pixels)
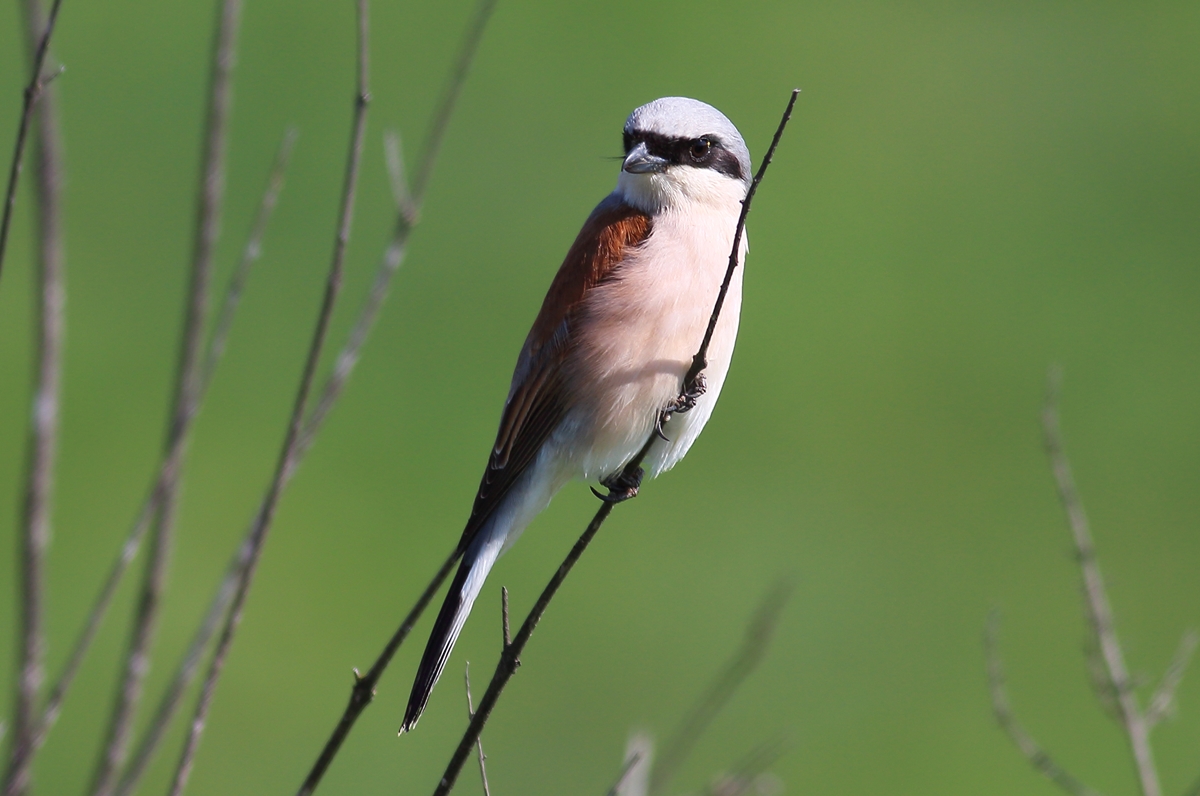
left=1, top=0, right=1198, bottom=793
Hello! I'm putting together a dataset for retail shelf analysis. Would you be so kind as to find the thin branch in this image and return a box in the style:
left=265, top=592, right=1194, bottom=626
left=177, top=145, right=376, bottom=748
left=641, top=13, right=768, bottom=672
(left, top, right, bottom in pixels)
left=1043, top=369, right=1161, bottom=796
left=501, top=586, right=511, bottom=649
left=647, top=579, right=792, bottom=796
left=1145, top=630, right=1198, bottom=729
left=985, top=610, right=1105, bottom=796
left=432, top=89, right=800, bottom=796
left=0, top=0, right=63, bottom=285
left=120, top=2, right=486, bottom=779
left=408, top=0, right=497, bottom=203
left=25, top=126, right=294, bottom=773
left=3, top=1, right=65, bottom=792
left=681, top=89, right=799, bottom=393
left=292, top=1, right=499, bottom=788
left=294, top=0, right=496, bottom=460
left=383, top=130, right=415, bottom=225
left=88, top=3, right=244, bottom=791
left=165, top=4, right=370, bottom=791
left=203, top=127, right=298, bottom=382
left=103, top=136, right=297, bottom=796
left=295, top=549, right=457, bottom=796
left=433, top=500, right=617, bottom=796
left=464, top=663, right=492, bottom=796
left=113, top=534, right=250, bottom=796
left=609, top=736, right=651, bottom=796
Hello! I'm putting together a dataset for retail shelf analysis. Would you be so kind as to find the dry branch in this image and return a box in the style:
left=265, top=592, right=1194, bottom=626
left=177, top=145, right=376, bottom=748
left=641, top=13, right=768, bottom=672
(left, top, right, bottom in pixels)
left=610, top=737, right=651, bottom=796
left=87, top=2, right=244, bottom=793
left=464, top=663, right=492, bottom=796
left=431, top=87, right=800, bottom=796
left=985, top=611, right=1104, bottom=796
left=24, top=127, right=295, bottom=784
left=3, top=2, right=66, bottom=793
left=0, top=0, right=63, bottom=284
left=293, top=2, right=498, bottom=789
left=1042, top=370, right=1161, bottom=796
left=165, top=3, right=370, bottom=793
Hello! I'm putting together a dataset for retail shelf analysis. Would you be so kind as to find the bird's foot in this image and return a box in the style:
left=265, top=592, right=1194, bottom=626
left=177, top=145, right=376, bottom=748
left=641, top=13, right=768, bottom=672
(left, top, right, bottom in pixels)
left=591, top=467, right=644, bottom=503
left=655, top=372, right=707, bottom=441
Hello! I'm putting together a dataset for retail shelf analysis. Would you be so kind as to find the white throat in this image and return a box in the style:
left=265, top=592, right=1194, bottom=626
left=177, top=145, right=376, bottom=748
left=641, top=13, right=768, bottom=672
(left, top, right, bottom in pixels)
left=616, top=166, right=747, bottom=215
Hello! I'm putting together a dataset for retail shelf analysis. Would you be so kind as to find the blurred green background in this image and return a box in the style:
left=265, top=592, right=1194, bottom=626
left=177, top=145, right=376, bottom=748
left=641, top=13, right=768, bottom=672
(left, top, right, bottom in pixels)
left=2, top=0, right=1198, bottom=793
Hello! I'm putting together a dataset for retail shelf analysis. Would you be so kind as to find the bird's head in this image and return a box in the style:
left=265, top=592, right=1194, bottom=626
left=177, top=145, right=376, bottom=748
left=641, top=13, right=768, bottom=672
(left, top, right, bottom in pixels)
left=616, top=97, right=751, bottom=213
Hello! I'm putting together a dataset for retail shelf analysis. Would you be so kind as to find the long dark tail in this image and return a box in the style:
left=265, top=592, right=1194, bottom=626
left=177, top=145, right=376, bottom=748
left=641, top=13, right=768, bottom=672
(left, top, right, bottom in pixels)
left=401, top=532, right=502, bottom=733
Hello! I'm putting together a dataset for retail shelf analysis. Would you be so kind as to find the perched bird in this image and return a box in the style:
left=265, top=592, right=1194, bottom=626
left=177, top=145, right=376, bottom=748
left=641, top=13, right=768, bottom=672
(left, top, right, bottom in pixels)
left=401, top=97, right=751, bottom=732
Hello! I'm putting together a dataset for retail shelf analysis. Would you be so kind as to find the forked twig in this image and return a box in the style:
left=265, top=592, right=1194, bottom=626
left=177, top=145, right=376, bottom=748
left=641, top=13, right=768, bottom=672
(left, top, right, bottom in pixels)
left=88, top=2, right=245, bottom=793
left=4, top=1, right=66, bottom=793
left=431, top=88, right=800, bottom=796
left=165, top=3, right=370, bottom=793
left=648, top=580, right=792, bottom=795
left=1042, top=370, right=1161, bottom=796
left=0, top=0, right=63, bottom=284
left=464, top=664, right=492, bottom=796
left=985, top=611, right=1104, bottom=796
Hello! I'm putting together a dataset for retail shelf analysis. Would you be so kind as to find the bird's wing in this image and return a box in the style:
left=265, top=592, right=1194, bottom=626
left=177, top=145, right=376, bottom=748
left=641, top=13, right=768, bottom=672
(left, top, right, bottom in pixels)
left=455, top=195, right=652, bottom=552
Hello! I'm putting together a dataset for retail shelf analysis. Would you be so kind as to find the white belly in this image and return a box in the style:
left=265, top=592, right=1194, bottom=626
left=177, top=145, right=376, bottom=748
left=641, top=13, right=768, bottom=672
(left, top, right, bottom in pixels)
left=557, top=203, right=746, bottom=480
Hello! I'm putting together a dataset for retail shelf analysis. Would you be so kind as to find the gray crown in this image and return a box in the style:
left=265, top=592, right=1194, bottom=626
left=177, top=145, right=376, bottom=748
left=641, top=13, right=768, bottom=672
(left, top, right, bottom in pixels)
left=624, top=97, right=751, bottom=184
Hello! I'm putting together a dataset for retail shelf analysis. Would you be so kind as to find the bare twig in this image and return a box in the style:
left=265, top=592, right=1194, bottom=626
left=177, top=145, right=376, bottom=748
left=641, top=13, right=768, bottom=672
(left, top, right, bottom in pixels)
left=432, top=89, right=799, bottom=796
left=1043, top=369, right=1161, bottom=796
left=383, top=131, right=415, bottom=225
left=295, top=549, right=458, bottom=796
left=88, top=4, right=244, bottom=793
left=501, top=586, right=511, bottom=649
left=294, top=0, right=496, bottom=460
left=648, top=579, right=792, bottom=796
left=985, top=611, right=1104, bottom=796
left=408, top=0, right=496, bottom=203
left=293, top=2, right=499, bottom=789
left=112, top=534, right=251, bottom=796
left=0, top=0, right=63, bottom=284
left=680, top=89, right=800, bottom=395
left=165, top=4, right=370, bottom=793
left=464, top=664, right=492, bottom=796
left=204, top=127, right=298, bottom=381
left=3, top=2, right=66, bottom=792
left=609, top=736, right=651, bottom=796
left=614, top=739, right=652, bottom=796
left=433, top=500, right=617, bottom=796
left=1145, top=630, right=1197, bottom=728
left=1083, top=629, right=1121, bottom=723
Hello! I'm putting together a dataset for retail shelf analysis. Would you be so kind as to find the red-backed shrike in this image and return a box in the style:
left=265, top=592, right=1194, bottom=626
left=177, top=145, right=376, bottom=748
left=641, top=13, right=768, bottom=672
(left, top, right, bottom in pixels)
left=402, top=97, right=751, bottom=732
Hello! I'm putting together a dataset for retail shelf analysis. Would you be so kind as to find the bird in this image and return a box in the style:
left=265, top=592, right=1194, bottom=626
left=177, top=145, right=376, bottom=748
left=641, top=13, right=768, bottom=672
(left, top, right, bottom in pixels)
left=401, top=96, right=752, bottom=733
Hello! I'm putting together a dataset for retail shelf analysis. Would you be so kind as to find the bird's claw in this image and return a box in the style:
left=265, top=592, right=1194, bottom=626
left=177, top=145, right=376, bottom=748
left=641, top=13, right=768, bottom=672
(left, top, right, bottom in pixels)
left=656, top=372, right=707, bottom=441
left=591, top=467, right=644, bottom=503
left=667, top=372, right=707, bottom=415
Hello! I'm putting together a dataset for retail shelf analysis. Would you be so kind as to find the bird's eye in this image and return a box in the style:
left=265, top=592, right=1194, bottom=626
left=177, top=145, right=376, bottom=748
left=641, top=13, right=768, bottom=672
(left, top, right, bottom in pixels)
left=688, top=138, right=711, bottom=161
